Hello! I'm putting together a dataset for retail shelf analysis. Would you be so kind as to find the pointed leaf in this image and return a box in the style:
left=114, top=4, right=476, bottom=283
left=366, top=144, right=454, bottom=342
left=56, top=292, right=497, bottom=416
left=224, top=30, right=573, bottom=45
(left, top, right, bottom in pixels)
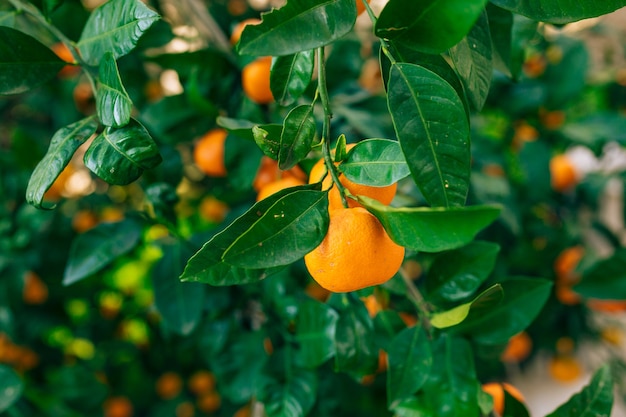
left=426, top=241, right=500, bottom=303
left=217, top=116, right=282, bottom=142
left=358, top=197, right=501, bottom=252
left=63, top=218, right=142, bottom=285
left=546, top=364, right=613, bottom=417
left=296, top=300, right=339, bottom=367
left=375, top=0, right=489, bottom=54
left=430, top=284, right=503, bottom=329
left=278, top=105, right=316, bottom=170
left=0, top=365, right=22, bottom=412
left=26, top=117, right=98, bottom=209
left=260, top=369, right=318, bottom=417
left=97, top=52, right=132, bottom=127
left=387, top=325, right=433, bottom=408
left=77, top=0, right=160, bottom=66
left=490, top=0, right=626, bottom=24
left=270, top=50, right=315, bottom=106
left=340, top=139, right=410, bottom=187
left=0, top=27, right=65, bottom=95
left=238, top=0, right=356, bottom=56
left=449, top=11, right=493, bottom=111
left=253, top=125, right=283, bottom=160
left=152, top=240, right=205, bottom=336
left=574, top=248, right=626, bottom=299
left=387, top=62, right=470, bottom=207
left=84, top=118, right=162, bottom=185
left=334, top=294, right=378, bottom=376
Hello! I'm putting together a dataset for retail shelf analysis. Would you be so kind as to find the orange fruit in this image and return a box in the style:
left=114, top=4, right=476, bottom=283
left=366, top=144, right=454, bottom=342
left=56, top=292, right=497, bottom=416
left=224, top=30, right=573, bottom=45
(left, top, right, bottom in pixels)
left=482, top=382, right=525, bottom=416
left=362, top=294, right=383, bottom=317
left=233, top=405, right=252, bottom=417
left=51, top=42, right=80, bottom=78
left=197, top=391, right=221, bottom=413
left=256, top=177, right=305, bottom=201
left=155, top=372, right=183, bottom=400
left=554, top=246, right=584, bottom=283
left=523, top=54, right=547, bottom=78
left=72, top=210, right=99, bottom=233
left=550, top=154, right=578, bottom=192
left=188, top=370, right=216, bottom=396
left=398, top=312, right=417, bottom=327
left=555, top=284, right=581, bottom=306
left=103, top=396, right=134, bottom=417
left=540, top=109, right=566, bottom=130
left=600, top=327, right=623, bottom=346
left=501, top=331, right=533, bottom=363
left=549, top=355, right=583, bottom=383
left=23, top=271, right=48, bottom=305
left=73, top=81, right=95, bottom=115
left=304, top=281, right=331, bottom=302
left=199, top=196, right=229, bottom=223
left=242, top=56, right=274, bottom=104
left=355, top=0, right=370, bottom=15
left=230, top=18, right=261, bottom=45
left=586, top=299, right=626, bottom=313
left=304, top=207, right=404, bottom=292
left=193, top=129, right=228, bottom=177
left=253, top=156, right=307, bottom=192
left=44, top=163, right=75, bottom=202
left=308, top=156, right=397, bottom=211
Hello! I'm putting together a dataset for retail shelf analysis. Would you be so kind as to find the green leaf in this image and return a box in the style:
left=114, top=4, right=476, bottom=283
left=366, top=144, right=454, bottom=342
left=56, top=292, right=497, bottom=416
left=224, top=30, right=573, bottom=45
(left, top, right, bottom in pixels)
left=0, top=11, right=18, bottom=28
left=546, top=364, right=613, bottom=417
left=334, top=294, right=378, bottom=376
left=26, top=117, right=98, bottom=209
left=375, top=0, right=489, bottom=54
left=278, top=104, right=316, bottom=170
left=296, top=300, right=339, bottom=367
left=387, top=62, right=470, bottom=208
left=490, top=0, right=626, bottom=24
left=84, top=118, right=162, bottom=185
left=575, top=248, right=626, bottom=299
left=253, top=125, right=283, bottom=160
left=216, top=117, right=281, bottom=142
left=430, top=284, right=503, bottom=329
left=0, top=365, right=22, bottom=412
left=152, top=240, right=205, bottom=336
left=77, top=0, right=160, bottom=66
left=486, top=3, right=514, bottom=77
left=503, top=388, right=531, bottom=417
left=340, top=139, right=410, bottom=187
left=237, top=0, right=356, bottom=56
left=451, top=278, right=552, bottom=344
left=426, top=241, right=500, bottom=304
left=448, top=11, right=492, bottom=111
left=97, top=52, right=132, bottom=127
left=0, top=27, right=65, bottom=95
left=270, top=50, right=315, bottom=106
left=63, top=218, right=142, bottom=285
left=358, top=197, right=501, bottom=252
left=180, top=184, right=324, bottom=285
left=387, top=326, right=433, bottom=409
left=260, top=369, right=318, bottom=417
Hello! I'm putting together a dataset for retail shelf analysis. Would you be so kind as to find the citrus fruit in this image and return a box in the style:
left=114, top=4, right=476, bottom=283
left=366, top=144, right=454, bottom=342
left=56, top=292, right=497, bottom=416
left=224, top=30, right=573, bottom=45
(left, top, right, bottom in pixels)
left=103, top=396, right=134, bottom=417
left=199, top=196, right=229, bottom=223
left=554, top=246, right=584, bottom=283
left=253, top=156, right=307, bottom=192
left=23, top=271, right=48, bottom=305
left=242, top=56, right=273, bottom=104
left=500, top=331, right=533, bottom=363
left=230, top=18, right=261, bottom=45
left=256, top=176, right=305, bottom=201
left=51, top=42, right=80, bottom=78
left=355, top=0, right=369, bottom=15
left=188, top=370, right=216, bottom=396
left=304, top=207, right=404, bottom=292
left=193, top=129, right=228, bottom=177
left=197, top=391, right=221, bottom=413
left=587, top=299, right=626, bottom=313
left=549, top=355, right=583, bottom=383
left=550, top=154, right=578, bottom=192
left=155, top=372, right=183, bottom=399
left=482, top=382, right=525, bottom=416
left=72, top=209, right=99, bottom=233
left=308, top=155, right=397, bottom=210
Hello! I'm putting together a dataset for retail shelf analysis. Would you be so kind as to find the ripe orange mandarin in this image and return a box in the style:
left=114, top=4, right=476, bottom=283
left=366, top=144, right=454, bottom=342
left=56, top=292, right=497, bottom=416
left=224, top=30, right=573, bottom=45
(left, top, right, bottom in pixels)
left=230, top=18, right=261, bottom=45
left=304, top=207, right=404, bottom=292
left=155, top=372, right=183, bottom=399
left=482, top=382, right=525, bottom=416
left=500, top=331, right=533, bottom=363
left=550, top=154, right=578, bottom=192
left=193, top=129, right=228, bottom=177
left=242, top=56, right=274, bottom=104
left=256, top=176, right=305, bottom=201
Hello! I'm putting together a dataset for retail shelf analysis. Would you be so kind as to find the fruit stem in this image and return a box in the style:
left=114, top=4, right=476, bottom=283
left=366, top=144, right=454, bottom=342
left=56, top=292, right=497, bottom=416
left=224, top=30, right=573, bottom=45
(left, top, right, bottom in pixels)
left=400, top=267, right=432, bottom=332
left=317, top=46, right=350, bottom=208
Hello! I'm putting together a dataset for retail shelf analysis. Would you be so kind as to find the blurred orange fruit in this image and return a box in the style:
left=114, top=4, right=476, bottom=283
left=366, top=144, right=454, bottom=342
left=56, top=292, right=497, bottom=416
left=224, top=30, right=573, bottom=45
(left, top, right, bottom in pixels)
left=23, top=271, right=48, bottom=305
left=155, top=372, right=183, bottom=399
left=256, top=176, right=305, bottom=201
left=242, top=56, right=274, bottom=104
left=523, top=54, right=547, bottom=78
left=72, top=209, right=99, bottom=233
left=196, top=391, right=221, bottom=413
left=555, top=284, right=581, bottom=306
left=362, top=294, right=383, bottom=318
left=304, top=281, right=331, bottom=302
left=73, top=81, right=95, bottom=115
left=587, top=299, right=626, bottom=313
left=253, top=156, right=307, bottom=192
left=230, top=18, right=261, bottom=45
left=103, top=396, right=134, bottom=417
left=51, top=42, right=80, bottom=78
left=188, top=370, right=216, bottom=396
left=501, top=331, right=533, bottom=363
left=482, top=382, right=525, bottom=416
left=550, top=154, right=578, bottom=192
left=193, top=129, right=228, bottom=177
left=44, top=164, right=75, bottom=202
left=554, top=246, right=584, bottom=283
left=355, top=0, right=369, bottom=15
left=199, top=196, right=229, bottom=223
left=233, top=405, right=252, bottom=417
left=398, top=312, right=417, bottom=327
left=549, top=355, right=583, bottom=383
left=540, top=109, right=566, bottom=130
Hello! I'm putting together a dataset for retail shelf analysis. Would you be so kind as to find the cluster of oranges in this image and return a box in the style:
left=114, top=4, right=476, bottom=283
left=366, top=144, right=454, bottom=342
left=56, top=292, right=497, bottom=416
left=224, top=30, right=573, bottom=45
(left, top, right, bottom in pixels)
left=152, top=370, right=221, bottom=415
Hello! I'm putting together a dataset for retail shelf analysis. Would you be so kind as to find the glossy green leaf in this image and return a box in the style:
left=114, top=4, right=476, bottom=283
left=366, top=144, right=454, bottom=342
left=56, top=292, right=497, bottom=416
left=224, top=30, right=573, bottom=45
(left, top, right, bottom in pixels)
left=449, top=11, right=492, bottom=111
left=340, top=139, right=410, bottom=187
left=358, top=197, right=501, bottom=252
left=270, top=50, right=315, bottom=106
left=84, top=118, right=162, bottom=185
left=451, top=278, right=552, bottom=344
left=260, top=369, right=318, bottom=417
left=387, top=325, right=433, bottom=408
left=503, top=389, right=531, bottom=417
left=180, top=184, right=324, bottom=284
left=63, top=218, right=142, bottom=285
left=296, top=300, right=339, bottom=367
left=575, top=248, right=626, bottom=299
left=97, top=52, right=132, bottom=127
left=334, top=294, right=378, bottom=376
left=152, top=240, right=205, bottom=336
left=77, top=0, right=160, bottom=66
left=26, top=116, right=98, bottom=209
left=0, top=365, right=22, bottom=412
left=278, top=104, right=316, bottom=170
left=375, top=0, right=489, bottom=54
left=546, top=364, right=613, bottom=417
left=487, top=3, right=514, bottom=77
left=430, top=284, right=503, bottom=329
left=426, top=241, right=500, bottom=303
left=0, top=27, right=65, bottom=95
left=253, top=125, right=283, bottom=160
left=490, top=0, right=626, bottom=24
left=237, top=0, right=356, bottom=56
left=387, top=62, right=470, bottom=207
